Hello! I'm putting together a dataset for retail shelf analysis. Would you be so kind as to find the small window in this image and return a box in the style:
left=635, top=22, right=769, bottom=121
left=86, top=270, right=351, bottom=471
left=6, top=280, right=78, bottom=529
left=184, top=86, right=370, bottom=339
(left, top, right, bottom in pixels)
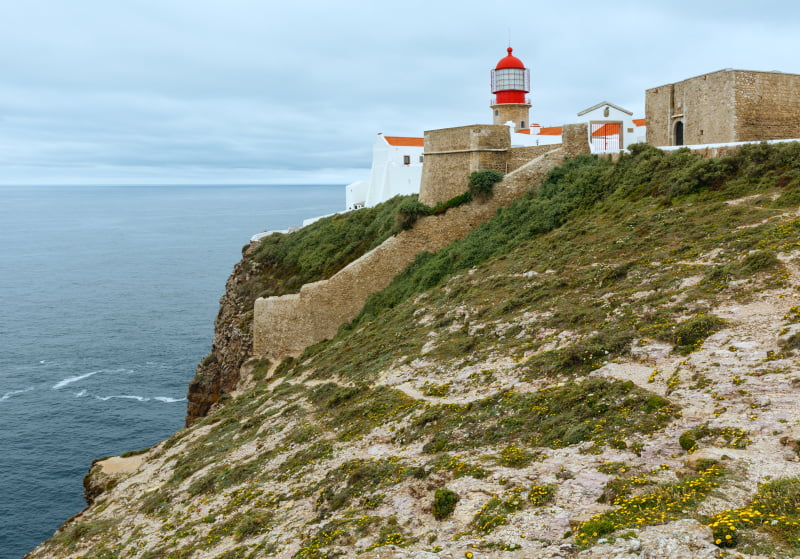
left=494, top=109, right=499, bottom=116
left=520, top=120, right=525, bottom=128
left=403, top=155, right=410, bottom=165
left=419, top=155, right=424, bottom=163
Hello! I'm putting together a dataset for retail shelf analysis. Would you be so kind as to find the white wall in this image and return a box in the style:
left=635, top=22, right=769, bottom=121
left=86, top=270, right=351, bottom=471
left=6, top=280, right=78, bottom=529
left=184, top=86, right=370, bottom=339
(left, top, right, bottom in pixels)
left=576, top=103, right=646, bottom=153
left=347, top=135, right=424, bottom=210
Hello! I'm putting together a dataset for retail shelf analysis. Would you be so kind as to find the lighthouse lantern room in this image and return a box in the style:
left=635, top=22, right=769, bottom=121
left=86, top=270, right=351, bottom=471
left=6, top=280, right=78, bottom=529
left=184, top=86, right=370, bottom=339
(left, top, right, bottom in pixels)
left=490, top=47, right=531, bottom=132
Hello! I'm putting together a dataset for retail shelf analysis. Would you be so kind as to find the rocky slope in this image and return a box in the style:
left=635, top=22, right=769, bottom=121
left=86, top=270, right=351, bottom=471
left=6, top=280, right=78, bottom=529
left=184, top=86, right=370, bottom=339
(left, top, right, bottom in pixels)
left=27, top=144, right=800, bottom=558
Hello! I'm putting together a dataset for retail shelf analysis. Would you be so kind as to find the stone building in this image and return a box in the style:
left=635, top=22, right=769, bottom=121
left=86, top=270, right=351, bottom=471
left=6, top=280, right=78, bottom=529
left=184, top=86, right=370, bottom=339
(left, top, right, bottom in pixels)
left=646, top=69, right=800, bottom=147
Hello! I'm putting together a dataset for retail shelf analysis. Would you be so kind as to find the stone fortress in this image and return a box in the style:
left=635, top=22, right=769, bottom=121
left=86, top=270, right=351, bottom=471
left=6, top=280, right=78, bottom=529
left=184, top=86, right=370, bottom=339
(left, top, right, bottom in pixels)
left=253, top=49, right=800, bottom=361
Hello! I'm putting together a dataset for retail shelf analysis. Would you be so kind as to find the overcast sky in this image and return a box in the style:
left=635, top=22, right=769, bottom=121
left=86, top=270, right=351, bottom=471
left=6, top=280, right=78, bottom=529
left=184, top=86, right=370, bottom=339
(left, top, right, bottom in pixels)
left=2, top=0, right=799, bottom=185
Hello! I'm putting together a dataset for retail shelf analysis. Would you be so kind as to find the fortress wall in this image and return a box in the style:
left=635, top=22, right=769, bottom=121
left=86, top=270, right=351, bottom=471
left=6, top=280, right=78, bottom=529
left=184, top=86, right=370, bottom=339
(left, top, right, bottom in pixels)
left=734, top=71, right=800, bottom=142
left=646, top=70, right=800, bottom=147
left=645, top=71, right=737, bottom=146
left=507, top=145, right=556, bottom=172
left=253, top=147, right=568, bottom=359
left=419, top=125, right=510, bottom=205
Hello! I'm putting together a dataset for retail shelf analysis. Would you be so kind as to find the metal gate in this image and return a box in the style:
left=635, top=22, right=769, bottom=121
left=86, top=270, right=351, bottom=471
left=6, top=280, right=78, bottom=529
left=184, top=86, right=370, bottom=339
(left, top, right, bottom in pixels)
left=590, top=121, right=622, bottom=153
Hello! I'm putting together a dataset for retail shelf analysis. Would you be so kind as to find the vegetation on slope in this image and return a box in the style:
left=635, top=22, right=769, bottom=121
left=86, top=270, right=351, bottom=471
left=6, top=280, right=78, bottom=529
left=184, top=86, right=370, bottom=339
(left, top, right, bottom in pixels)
left=34, top=142, right=800, bottom=558
left=243, top=194, right=413, bottom=301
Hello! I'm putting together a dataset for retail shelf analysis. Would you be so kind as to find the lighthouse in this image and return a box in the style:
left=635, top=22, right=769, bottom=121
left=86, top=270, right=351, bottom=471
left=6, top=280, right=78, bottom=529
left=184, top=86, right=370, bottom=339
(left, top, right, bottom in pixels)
left=490, top=47, right=531, bottom=132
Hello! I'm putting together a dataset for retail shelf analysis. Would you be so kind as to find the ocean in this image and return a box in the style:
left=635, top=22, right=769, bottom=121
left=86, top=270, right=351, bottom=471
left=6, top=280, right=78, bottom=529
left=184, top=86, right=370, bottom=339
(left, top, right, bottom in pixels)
left=0, top=184, right=343, bottom=559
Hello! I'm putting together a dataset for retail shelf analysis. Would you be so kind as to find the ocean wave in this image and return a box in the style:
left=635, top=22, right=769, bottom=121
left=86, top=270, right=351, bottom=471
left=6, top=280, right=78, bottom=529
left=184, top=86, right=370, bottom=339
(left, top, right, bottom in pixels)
left=153, top=396, right=187, bottom=403
left=0, top=387, right=35, bottom=402
left=94, top=395, right=149, bottom=402
left=52, top=370, right=103, bottom=389
left=90, top=394, right=187, bottom=403
left=74, top=389, right=88, bottom=397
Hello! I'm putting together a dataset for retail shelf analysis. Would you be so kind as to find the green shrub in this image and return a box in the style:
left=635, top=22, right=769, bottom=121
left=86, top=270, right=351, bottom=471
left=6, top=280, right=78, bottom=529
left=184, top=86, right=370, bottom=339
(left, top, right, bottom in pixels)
left=432, top=488, right=459, bottom=520
left=739, top=250, right=780, bottom=275
left=671, top=314, right=726, bottom=354
left=395, top=199, right=431, bottom=230
left=468, top=169, right=504, bottom=201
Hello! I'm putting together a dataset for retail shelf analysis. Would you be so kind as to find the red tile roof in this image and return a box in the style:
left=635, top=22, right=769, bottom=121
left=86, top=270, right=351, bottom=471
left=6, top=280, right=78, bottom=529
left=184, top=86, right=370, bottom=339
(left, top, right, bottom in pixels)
left=537, top=126, right=563, bottom=136
left=633, top=118, right=647, bottom=127
left=384, top=136, right=424, bottom=147
left=591, top=123, right=621, bottom=137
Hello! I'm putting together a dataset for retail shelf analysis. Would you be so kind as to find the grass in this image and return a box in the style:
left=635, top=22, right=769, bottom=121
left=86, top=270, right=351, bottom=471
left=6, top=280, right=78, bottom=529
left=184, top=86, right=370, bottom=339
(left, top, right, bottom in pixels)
left=397, top=378, right=677, bottom=453
left=314, top=457, right=424, bottom=513
left=707, top=477, right=800, bottom=553
left=574, top=464, right=725, bottom=546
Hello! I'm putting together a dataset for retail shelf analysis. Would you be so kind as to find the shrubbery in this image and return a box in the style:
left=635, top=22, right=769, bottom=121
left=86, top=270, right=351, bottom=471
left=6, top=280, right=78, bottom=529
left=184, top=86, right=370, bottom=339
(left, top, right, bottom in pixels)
left=467, top=169, right=503, bottom=201
left=431, top=488, right=459, bottom=520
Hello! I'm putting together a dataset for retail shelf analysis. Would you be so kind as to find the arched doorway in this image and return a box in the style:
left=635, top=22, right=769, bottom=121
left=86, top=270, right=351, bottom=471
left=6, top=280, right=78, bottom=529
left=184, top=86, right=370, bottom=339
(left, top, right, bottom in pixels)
left=674, top=121, right=684, bottom=146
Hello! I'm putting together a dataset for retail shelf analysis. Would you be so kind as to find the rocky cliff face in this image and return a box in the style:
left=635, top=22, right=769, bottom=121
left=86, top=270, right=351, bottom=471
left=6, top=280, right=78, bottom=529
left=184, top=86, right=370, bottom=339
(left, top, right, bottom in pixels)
left=185, top=243, right=259, bottom=426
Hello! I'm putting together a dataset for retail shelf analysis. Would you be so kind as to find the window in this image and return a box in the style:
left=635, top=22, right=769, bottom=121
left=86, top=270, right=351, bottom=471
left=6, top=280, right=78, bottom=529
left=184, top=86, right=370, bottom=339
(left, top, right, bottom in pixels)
left=403, top=155, right=410, bottom=165
left=493, top=68, right=527, bottom=90
left=419, top=155, right=424, bottom=163
left=494, top=109, right=499, bottom=116
left=520, top=120, right=525, bottom=129
left=674, top=121, right=684, bottom=146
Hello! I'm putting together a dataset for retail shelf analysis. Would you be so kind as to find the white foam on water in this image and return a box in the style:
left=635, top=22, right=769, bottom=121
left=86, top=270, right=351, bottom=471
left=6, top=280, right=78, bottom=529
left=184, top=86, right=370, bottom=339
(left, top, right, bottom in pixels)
left=74, top=390, right=88, bottom=397
left=52, top=370, right=102, bottom=390
left=94, top=395, right=149, bottom=402
left=0, top=387, right=35, bottom=402
left=153, top=396, right=187, bottom=403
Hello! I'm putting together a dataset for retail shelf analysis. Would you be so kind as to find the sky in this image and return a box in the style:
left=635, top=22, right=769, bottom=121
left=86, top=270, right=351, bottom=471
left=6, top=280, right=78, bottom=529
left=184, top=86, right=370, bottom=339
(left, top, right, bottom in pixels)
left=2, top=0, right=800, bottom=185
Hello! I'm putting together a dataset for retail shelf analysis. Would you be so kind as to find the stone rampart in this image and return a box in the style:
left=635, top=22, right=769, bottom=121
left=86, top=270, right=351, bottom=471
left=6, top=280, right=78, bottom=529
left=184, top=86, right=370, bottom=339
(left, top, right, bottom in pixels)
left=419, top=125, right=511, bottom=206
left=507, top=145, right=556, bottom=172
left=253, top=147, right=568, bottom=359
left=646, top=69, right=800, bottom=146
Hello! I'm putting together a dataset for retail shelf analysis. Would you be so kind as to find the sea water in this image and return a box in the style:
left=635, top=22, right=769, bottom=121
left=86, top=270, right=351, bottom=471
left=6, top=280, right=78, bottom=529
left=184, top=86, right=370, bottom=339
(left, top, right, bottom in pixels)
left=0, top=184, right=343, bottom=559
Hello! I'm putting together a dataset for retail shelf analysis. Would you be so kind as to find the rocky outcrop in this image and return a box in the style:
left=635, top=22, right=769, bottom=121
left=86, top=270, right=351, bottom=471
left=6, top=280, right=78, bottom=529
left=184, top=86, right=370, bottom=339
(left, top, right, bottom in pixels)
left=83, top=454, right=145, bottom=506
left=185, top=243, right=260, bottom=426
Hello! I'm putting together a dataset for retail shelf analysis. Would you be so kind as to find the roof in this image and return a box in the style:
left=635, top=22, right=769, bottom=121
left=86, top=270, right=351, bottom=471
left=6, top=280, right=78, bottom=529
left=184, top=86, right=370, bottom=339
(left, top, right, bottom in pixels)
left=633, top=118, right=646, bottom=127
left=383, top=136, right=424, bottom=147
left=495, top=47, right=525, bottom=70
left=577, top=101, right=633, bottom=117
left=591, top=123, right=621, bottom=137
left=537, top=126, right=563, bottom=136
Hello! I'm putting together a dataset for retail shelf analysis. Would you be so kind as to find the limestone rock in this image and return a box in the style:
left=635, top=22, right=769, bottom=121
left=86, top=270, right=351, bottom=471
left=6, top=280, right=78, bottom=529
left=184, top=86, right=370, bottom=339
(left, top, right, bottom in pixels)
left=577, top=520, right=719, bottom=559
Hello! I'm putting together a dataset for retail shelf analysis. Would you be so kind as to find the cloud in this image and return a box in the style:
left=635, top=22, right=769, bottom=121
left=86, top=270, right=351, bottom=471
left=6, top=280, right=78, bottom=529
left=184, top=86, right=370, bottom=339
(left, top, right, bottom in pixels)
left=1, top=0, right=799, bottom=184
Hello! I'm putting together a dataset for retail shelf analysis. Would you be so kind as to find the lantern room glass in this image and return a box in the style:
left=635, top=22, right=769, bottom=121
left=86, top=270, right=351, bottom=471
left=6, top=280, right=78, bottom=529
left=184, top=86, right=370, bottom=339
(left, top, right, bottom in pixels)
left=492, top=68, right=529, bottom=92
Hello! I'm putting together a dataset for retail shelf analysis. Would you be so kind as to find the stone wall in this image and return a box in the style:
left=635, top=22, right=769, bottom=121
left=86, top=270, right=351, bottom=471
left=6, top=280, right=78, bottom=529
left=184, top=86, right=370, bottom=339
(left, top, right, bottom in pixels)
left=507, top=145, right=557, bottom=172
left=562, top=123, right=590, bottom=158
left=646, top=69, right=800, bottom=146
left=734, top=71, right=800, bottom=141
left=253, top=147, right=568, bottom=359
left=419, top=125, right=510, bottom=205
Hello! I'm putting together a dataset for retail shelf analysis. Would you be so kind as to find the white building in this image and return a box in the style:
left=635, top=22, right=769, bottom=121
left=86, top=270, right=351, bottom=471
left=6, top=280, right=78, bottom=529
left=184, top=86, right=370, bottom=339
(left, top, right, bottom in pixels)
left=576, top=101, right=647, bottom=153
left=345, top=134, right=424, bottom=211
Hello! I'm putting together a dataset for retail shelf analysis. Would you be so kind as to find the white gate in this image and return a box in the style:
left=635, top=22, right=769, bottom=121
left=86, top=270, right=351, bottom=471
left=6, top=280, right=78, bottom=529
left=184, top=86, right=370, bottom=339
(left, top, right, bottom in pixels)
left=590, top=121, right=622, bottom=153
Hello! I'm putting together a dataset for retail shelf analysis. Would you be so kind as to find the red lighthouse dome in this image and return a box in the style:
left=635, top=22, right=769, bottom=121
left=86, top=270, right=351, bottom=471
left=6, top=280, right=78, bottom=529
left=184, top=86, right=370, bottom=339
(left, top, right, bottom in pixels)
left=491, top=47, right=530, bottom=105
left=495, top=47, right=525, bottom=70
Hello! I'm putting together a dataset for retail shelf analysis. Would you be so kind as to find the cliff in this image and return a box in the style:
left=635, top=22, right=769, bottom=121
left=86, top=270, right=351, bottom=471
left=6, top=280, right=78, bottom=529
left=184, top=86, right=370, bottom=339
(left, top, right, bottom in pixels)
left=27, top=143, right=800, bottom=559
left=185, top=196, right=412, bottom=425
